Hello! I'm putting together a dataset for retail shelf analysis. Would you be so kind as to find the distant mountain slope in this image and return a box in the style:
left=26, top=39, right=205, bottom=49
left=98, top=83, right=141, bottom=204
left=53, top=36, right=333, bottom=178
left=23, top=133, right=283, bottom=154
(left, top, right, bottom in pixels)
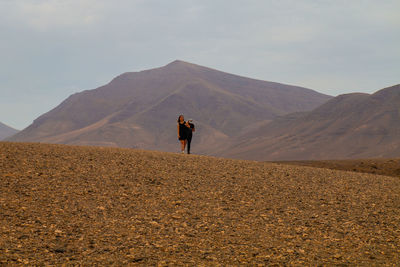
left=8, top=60, right=331, bottom=153
left=0, top=122, right=19, bottom=140
left=221, top=84, right=400, bottom=160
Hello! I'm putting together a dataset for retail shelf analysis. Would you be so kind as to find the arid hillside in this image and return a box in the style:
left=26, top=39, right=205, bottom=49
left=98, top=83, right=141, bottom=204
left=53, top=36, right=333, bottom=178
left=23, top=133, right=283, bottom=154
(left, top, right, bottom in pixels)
left=221, top=84, right=400, bottom=160
left=7, top=60, right=331, bottom=154
left=0, top=122, right=19, bottom=140
left=1, top=142, right=399, bottom=265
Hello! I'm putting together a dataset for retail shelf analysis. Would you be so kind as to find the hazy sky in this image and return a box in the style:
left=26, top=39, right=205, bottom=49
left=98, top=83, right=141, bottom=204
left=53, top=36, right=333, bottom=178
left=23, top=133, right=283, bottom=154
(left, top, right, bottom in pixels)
left=1, top=0, right=399, bottom=129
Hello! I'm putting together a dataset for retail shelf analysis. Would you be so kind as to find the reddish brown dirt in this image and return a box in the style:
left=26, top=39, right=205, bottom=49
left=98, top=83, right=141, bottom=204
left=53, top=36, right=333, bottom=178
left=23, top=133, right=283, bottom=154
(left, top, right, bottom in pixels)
left=1, top=142, right=400, bottom=265
left=275, top=159, right=400, bottom=178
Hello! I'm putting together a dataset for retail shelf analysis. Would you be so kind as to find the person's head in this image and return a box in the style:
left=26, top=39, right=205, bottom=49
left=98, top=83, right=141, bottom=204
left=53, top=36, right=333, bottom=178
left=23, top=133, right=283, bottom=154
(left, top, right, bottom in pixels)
left=177, top=115, right=184, bottom=123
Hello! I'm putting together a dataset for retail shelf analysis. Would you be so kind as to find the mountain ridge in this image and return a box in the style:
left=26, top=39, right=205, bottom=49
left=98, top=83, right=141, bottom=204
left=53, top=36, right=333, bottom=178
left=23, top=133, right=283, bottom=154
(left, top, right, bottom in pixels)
left=0, top=122, right=19, bottom=140
left=8, top=60, right=331, bottom=153
left=220, top=84, right=400, bottom=160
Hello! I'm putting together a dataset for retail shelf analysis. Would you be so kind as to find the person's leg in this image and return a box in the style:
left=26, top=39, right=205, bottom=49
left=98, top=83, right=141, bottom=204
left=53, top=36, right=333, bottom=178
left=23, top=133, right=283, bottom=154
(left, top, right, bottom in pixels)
left=180, top=140, right=186, bottom=153
left=187, top=137, right=191, bottom=154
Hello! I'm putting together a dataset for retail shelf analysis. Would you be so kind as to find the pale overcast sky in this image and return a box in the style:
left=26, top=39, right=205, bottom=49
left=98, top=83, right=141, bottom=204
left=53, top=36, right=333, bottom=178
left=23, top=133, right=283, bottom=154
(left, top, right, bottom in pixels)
left=1, top=0, right=399, bottom=129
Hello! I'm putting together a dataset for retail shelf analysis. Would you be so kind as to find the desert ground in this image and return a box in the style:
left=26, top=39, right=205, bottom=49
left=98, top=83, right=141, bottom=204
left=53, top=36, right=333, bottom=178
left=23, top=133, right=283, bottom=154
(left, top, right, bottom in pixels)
left=275, top=159, right=400, bottom=178
left=1, top=142, right=399, bottom=265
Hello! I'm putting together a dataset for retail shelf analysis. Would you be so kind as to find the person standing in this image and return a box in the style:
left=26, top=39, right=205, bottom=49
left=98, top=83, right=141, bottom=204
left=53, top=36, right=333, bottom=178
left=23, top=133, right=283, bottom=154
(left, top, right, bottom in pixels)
left=177, top=115, right=189, bottom=153
left=186, top=119, right=195, bottom=154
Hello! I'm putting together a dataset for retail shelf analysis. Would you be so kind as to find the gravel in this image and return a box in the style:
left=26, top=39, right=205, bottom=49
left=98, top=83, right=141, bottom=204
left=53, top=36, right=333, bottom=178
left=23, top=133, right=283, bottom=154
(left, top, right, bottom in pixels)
left=1, top=142, right=399, bottom=265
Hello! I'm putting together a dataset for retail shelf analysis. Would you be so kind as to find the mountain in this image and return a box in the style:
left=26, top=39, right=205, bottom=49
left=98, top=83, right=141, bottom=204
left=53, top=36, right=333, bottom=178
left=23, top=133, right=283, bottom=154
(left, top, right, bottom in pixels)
left=0, top=122, right=19, bottom=140
left=220, top=84, right=400, bottom=160
left=7, top=60, right=331, bottom=152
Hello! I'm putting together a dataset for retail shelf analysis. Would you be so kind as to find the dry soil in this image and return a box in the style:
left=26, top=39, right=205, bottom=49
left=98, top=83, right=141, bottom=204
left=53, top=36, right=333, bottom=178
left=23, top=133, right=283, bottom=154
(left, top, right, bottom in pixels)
left=1, top=142, right=400, bottom=265
left=275, top=159, right=400, bottom=178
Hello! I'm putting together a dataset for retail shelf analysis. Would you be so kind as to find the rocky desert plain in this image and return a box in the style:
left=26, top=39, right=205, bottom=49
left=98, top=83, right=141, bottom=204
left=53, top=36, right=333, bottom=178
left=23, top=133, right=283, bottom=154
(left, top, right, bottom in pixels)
left=1, top=142, right=400, bottom=265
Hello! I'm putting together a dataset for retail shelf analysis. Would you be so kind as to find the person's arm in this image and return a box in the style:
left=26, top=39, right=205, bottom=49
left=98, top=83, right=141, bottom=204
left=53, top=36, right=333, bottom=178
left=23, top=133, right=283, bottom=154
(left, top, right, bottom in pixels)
left=192, top=124, right=195, bottom=132
left=177, top=123, right=180, bottom=138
